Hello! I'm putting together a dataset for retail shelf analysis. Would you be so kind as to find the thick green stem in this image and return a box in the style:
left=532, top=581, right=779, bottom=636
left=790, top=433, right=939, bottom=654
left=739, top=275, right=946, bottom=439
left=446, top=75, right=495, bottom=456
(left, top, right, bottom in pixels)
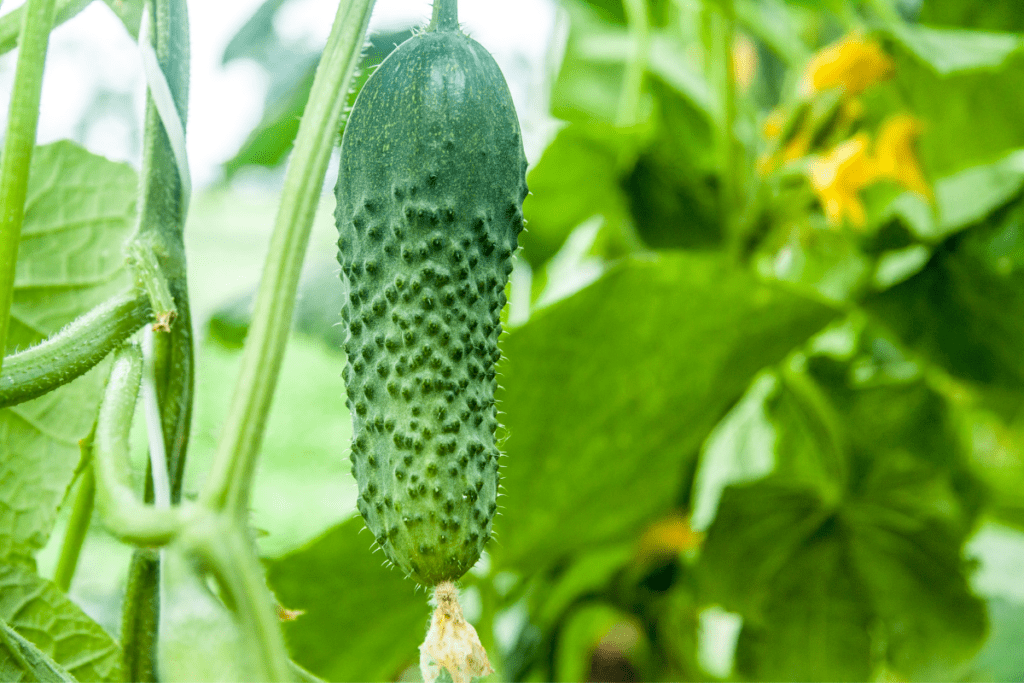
left=617, top=0, right=649, bottom=128
left=0, top=291, right=153, bottom=408
left=93, top=344, right=184, bottom=545
left=429, top=0, right=458, bottom=31
left=187, top=520, right=294, bottom=682
left=200, top=0, right=377, bottom=516
left=53, top=462, right=96, bottom=592
left=122, top=1, right=193, bottom=678
left=0, top=0, right=88, bottom=55
left=0, top=0, right=57, bottom=373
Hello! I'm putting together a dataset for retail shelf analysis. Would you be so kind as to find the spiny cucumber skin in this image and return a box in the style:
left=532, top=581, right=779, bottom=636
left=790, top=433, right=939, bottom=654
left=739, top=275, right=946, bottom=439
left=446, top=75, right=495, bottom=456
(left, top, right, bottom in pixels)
left=335, top=27, right=527, bottom=586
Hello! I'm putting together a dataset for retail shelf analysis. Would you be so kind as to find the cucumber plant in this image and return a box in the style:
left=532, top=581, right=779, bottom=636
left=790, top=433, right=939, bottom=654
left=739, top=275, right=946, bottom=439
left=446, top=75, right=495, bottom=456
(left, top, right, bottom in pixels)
left=336, top=0, right=528, bottom=587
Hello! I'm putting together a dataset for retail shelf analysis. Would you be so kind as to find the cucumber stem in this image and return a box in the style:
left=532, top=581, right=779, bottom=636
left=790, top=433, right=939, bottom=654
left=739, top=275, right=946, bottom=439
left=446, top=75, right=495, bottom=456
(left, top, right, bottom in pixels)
left=429, top=0, right=458, bottom=32
left=0, top=0, right=56, bottom=375
left=53, top=458, right=96, bottom=593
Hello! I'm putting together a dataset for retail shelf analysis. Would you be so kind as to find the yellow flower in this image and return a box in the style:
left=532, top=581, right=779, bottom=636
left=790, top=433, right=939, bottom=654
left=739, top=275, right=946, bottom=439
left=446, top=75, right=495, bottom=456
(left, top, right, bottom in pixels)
left=809, top=133, right=878, bottom=227
left=762, top=108, right=786, bottom=140
left=803, top=34, right=894, bottom=96
left=636, top=514, right=702, bottom=563
left=732, top=34, right=758, bottom=91
left=782, top=129, right=812, bottom=163
left=874, top=114, right=930, bottom=197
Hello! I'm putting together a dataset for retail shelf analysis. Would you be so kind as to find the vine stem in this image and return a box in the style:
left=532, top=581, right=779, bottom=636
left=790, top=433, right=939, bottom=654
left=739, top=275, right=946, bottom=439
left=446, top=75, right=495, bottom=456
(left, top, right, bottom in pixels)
left=54, top=461, right=96, bottom=593
left=0, top=0, right=57, bottom=374
left=121, top=1, right=193, bottom=678
left=617, top=0, right=649, bottom=128
left=429, top=0, right=458, bottom=31
left=200, top=0, right=377, bottom=516
left=92, top=344, right=185, bottom=545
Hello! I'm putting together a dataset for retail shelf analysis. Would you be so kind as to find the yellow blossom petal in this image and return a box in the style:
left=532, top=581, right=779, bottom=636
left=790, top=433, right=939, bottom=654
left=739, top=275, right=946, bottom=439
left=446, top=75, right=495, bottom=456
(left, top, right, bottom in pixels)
left=782, top=129, right=812, bottom=163
left=762, top=108, right=786, bottom=140
left=732, top=34, right=758, bottom=91
left=803, top=34, right=894, bottom=96
left=809, top=133, right=877, bottom=228
left=757, top=152, right=779, bottom=176
left=637, top=514, right=702, bottom=564
left=874, top=113, right=930, bottom=197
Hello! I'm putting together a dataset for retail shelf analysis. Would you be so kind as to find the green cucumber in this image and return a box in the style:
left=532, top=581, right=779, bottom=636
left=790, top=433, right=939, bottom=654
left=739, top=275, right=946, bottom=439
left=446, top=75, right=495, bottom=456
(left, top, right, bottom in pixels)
left=335, top=2, right=527, bottom=586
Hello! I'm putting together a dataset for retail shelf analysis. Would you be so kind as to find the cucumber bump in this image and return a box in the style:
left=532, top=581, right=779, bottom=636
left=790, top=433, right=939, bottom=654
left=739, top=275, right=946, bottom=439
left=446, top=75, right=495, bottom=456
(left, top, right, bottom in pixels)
left=335, top=4, right=526, bottom=586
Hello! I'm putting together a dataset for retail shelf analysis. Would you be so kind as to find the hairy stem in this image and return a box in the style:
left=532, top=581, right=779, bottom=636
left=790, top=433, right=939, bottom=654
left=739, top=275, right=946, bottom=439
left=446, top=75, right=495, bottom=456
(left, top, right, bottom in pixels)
left=121, top=0, right=193, bottom=678
left=93, top=344, right=184, bottom=545
left=128, top=239, right=177, bottom=329
left=0, top=291, right=153, bottom=408
left=53, top=460, right=96, bottom=593
left=429, top=0, right=458, bottom=31
left=188, top=521, right=294, bottom=682
left=0, top=0, right=57, bottom=374
left=201, top=0, right=377, bottom=516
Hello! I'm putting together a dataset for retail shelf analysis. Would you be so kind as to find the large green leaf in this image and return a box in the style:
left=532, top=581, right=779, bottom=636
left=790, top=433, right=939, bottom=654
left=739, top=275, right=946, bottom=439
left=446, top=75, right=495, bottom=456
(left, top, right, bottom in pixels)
left=890, top=41, right=1024, bottom=177
left=866, top=199, right=1024, bottom=395
left=521, top=123, right=639, bottom=267
left=0, top=616, right=75, bottom=683
left=734, top=521, right=873, bottom=682
left=264, top=516, right=426, bottom=682
left=493, top=253, right=837, bottom=570
left=700, top=361, right=986, bottom=680
left=0, top=142, right=136, bottom=561
left=0, top=564, right=122, bottom=682
left=887, top=148, right=1024, bottom=243
left=918, top=0, right=1024, bottom=32
left=889, top=24, right=1024, bottom=76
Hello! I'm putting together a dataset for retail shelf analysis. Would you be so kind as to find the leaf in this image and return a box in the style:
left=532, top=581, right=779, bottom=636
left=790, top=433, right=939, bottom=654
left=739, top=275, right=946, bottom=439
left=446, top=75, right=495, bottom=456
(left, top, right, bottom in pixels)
left=0, top=564, right=122, bottom=682
left=733, top=522, right=873, bottom=682
left=958, top=598, right=1024, bottom=682
left=8, top=142, right=136, bottom=350
left=889, top=24, right=1024, bottom=75
left=264, top=516, right=427, bottom=682
left=865, top=200, right=1024, bottom=394
left=158, top=547, right=260, bottom=682
left=101, top=0, right=145, bottom=39
left=890, top=43, right=1024, bottom=177
left=530, top=544, right=633, bottom=629
left=521, top=123, right=639, bottom=267
left=0, top=617, right=76, bottom=683
left=848, top=510, right=987, bottom=679
left=493, top=253, right=837, bottom=570
left=0, top=142, right=136, bottom=561
left=700, top=361, right=987, bottom=680
left=690, top=373, right=777, bottom=532
left=918, top=0, right=1024, bottom=33
left=935, top=148, right=1024, bottom=238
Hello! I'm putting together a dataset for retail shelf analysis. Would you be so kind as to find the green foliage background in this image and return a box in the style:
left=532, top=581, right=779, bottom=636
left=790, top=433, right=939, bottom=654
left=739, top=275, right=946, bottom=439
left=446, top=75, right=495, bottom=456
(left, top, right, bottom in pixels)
left=3, top=0, right=1024, bottom=681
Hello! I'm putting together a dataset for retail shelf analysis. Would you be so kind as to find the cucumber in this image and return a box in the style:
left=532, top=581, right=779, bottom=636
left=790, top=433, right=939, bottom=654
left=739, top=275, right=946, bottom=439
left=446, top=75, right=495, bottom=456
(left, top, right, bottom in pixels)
left=335, top=4, right=527, bottom=586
